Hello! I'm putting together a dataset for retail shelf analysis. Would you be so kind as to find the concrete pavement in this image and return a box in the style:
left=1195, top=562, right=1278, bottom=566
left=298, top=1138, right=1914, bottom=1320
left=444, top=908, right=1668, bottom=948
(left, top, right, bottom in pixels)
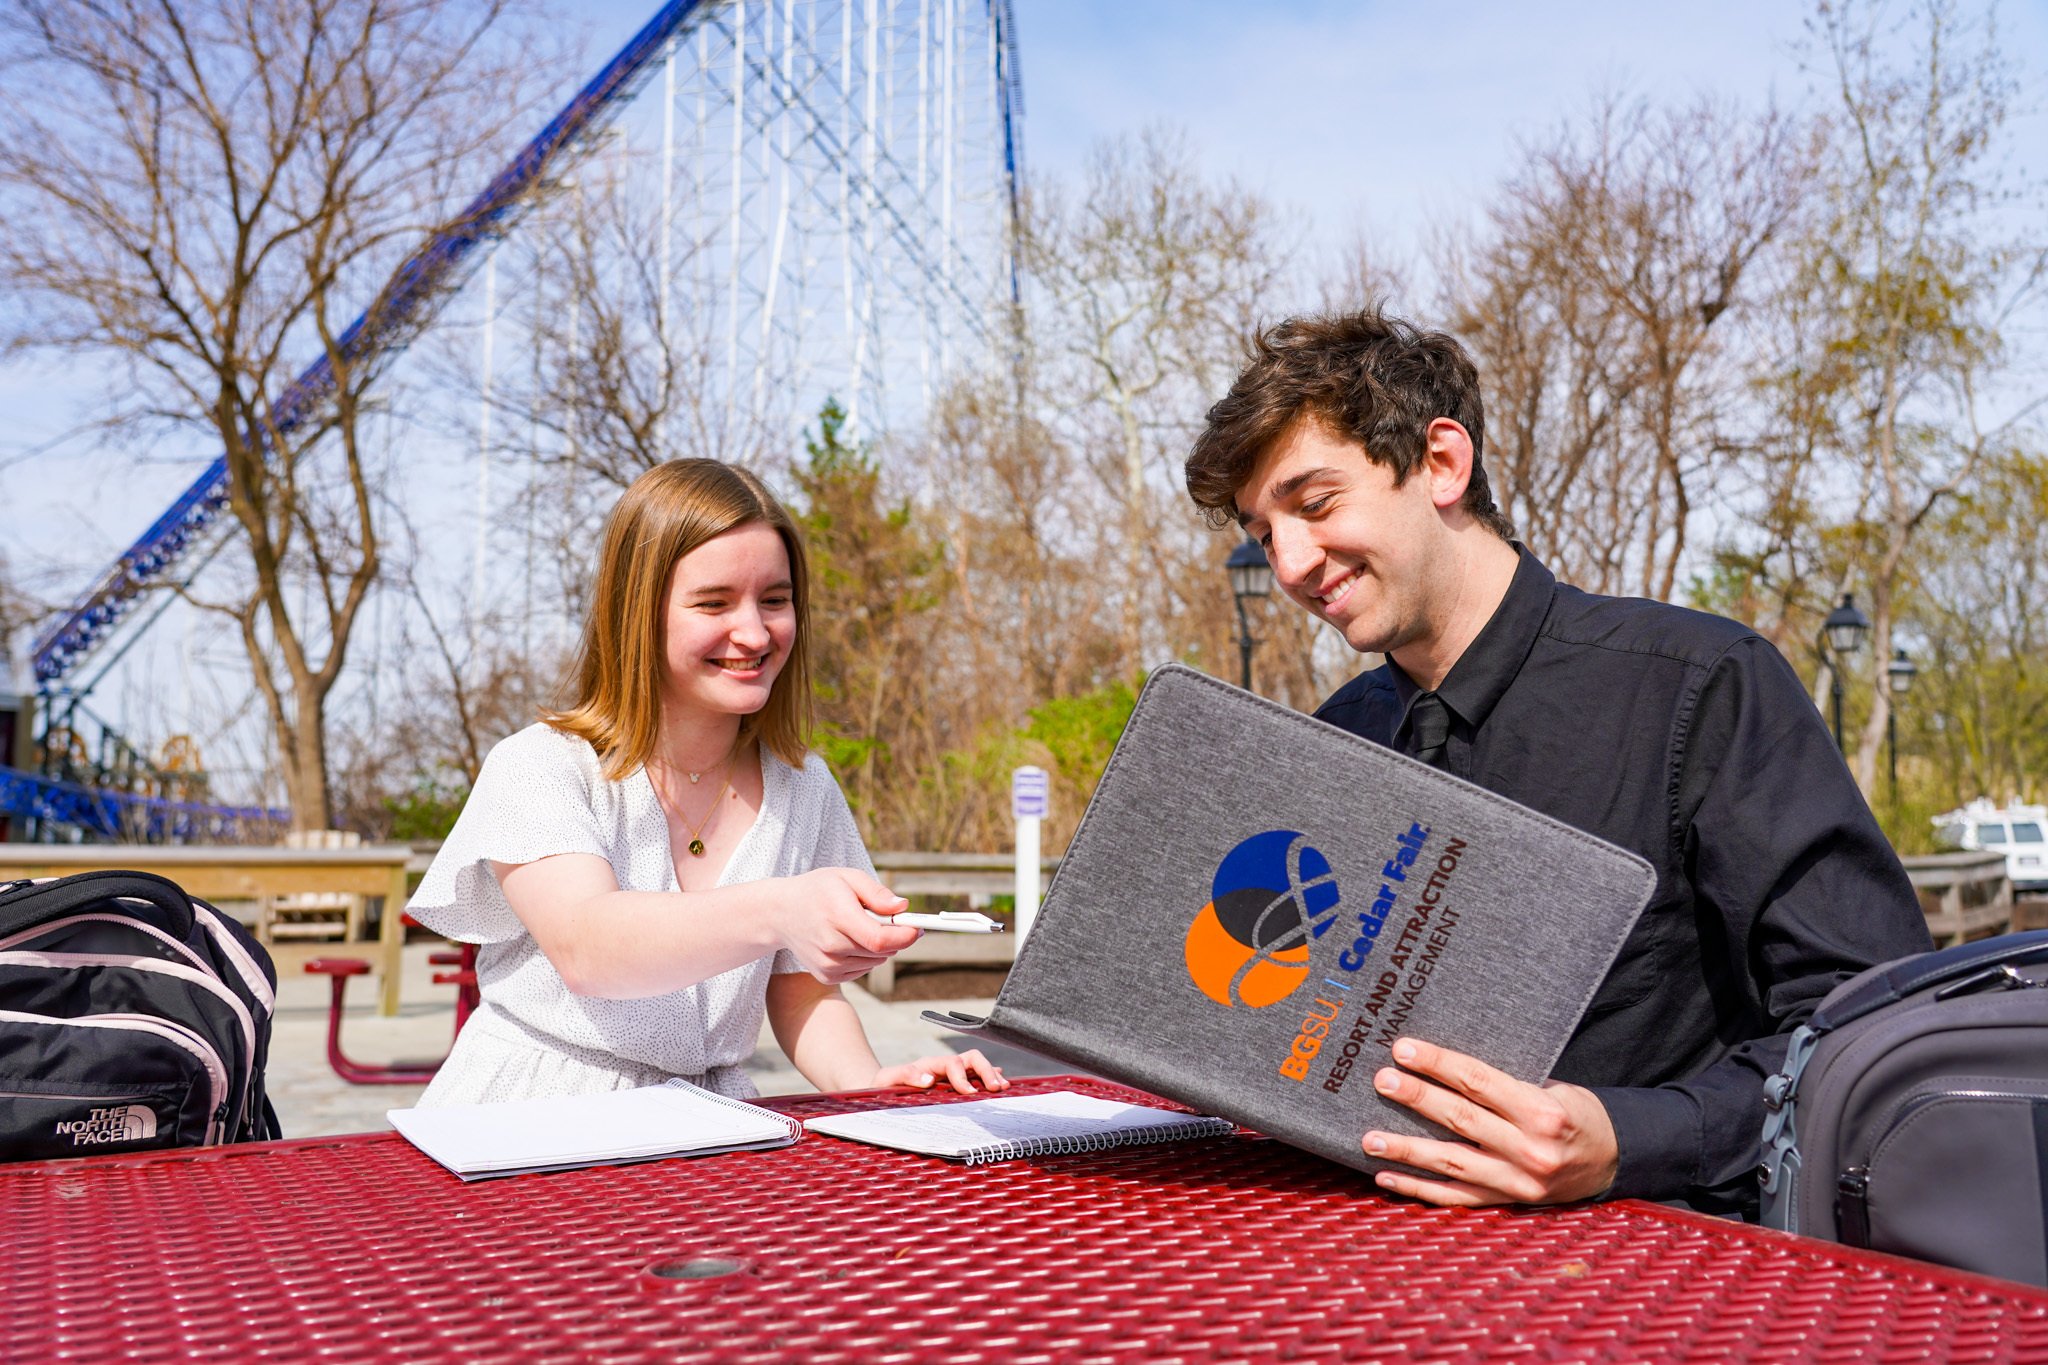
left=264, top=942, right=1030, bottom=1138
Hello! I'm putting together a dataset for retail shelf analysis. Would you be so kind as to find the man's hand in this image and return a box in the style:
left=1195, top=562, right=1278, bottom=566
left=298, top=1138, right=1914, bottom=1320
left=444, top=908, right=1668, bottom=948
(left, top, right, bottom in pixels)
left=1362, top=1037, right=1618, bottom=1207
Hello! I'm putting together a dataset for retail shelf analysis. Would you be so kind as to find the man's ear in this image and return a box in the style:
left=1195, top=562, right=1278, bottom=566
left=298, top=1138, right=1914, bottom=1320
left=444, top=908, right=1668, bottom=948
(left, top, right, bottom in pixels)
left=1423, top=419, right=1475, bottom=512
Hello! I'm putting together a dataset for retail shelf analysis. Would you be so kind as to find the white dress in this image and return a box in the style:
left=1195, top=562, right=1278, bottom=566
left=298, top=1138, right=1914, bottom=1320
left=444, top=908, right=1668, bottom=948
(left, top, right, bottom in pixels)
left=406, top=722, right=875, bottom=1106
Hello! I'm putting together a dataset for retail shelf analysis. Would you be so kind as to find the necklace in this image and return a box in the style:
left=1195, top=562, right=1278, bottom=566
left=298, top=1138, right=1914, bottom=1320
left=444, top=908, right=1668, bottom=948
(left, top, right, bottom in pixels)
left=681, top=743, right=733, bottom=784
left=676, top=767, right=732, bottom=856
left=660, top=753, right=735, bottom=857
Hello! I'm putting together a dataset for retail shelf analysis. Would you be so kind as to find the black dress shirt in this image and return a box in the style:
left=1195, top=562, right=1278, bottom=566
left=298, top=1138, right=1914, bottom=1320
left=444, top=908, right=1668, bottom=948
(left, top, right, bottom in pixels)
left=1314, top=548, right=1932, bottom=1216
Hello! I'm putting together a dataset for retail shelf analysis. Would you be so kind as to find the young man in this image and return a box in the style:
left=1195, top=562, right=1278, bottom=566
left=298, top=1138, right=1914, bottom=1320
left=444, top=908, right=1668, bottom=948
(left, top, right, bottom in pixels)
left=1185, top=310, right=1931, bottom=1217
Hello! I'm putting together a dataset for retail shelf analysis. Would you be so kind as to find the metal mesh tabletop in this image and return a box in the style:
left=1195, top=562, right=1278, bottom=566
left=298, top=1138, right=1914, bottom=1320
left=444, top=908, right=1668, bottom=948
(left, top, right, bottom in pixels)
left=5, top=1074, right=2046, bottom=1363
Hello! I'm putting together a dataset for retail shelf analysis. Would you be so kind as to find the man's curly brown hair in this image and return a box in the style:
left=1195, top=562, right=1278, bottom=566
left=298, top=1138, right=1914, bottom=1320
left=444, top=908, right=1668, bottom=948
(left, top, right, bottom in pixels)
left=1185, top=308, right=1514, bottom=540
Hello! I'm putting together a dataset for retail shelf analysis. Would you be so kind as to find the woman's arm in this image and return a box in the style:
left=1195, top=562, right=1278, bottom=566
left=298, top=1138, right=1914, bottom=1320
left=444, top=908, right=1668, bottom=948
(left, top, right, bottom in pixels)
left=765, top=973, right=882, bottom=1091
left=494, top=853, right=920, bottom=998
left=765, top=972, right=1008, bottom=1094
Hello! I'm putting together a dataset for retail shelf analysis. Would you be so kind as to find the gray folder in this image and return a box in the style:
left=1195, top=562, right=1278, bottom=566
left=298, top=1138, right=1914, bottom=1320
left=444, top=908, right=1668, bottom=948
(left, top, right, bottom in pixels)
left=929, top=664, right=1656, bottom=1177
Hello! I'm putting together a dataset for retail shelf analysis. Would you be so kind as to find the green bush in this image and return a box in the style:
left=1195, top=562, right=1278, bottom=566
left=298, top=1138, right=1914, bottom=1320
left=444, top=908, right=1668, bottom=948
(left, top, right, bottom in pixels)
left=384, top=780, right=469, bottom=842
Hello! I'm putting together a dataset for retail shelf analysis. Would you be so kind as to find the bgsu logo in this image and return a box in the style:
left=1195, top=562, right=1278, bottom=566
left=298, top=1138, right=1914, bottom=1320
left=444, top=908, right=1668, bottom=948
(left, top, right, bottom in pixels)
left=1183, top=830, right=1340, bottom=1008
left=54, top=1104, right=158, bottom=1146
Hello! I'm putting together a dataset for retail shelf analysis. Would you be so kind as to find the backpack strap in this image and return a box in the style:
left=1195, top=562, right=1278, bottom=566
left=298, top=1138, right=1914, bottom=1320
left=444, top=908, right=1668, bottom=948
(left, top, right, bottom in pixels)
left=1810, top=930, right=2048, bottom=1033
left=0, top=869, right=197, bottom=941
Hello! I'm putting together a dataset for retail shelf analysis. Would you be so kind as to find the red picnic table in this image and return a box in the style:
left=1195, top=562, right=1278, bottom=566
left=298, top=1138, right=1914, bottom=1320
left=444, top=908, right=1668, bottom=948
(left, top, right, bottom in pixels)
left=5, top=1074, right=2047, bottom=1363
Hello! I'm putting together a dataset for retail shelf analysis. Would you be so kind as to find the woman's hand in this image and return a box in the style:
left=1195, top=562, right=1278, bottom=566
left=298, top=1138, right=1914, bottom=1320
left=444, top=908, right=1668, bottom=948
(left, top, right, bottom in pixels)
left=871, top=1048, right=1008, bottom=1095
left=771, top=867, right=922, bottom=983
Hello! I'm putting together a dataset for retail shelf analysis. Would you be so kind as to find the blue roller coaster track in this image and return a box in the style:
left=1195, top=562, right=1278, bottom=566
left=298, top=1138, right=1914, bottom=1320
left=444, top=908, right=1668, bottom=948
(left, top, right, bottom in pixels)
left=29, top=0, right=728, bottom=690
left=13, top=0, right=1023, bottom=842
left=14, top=0, right=731, bottom=840
left=0, top=767, right=288, bottom=846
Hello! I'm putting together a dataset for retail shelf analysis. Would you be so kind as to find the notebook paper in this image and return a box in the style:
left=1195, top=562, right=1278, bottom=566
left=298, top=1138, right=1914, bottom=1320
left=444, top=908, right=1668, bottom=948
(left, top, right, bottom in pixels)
left=803, top=1090, right=1233, bottom=1164
left=389, top=1078, right=800, bottom=1180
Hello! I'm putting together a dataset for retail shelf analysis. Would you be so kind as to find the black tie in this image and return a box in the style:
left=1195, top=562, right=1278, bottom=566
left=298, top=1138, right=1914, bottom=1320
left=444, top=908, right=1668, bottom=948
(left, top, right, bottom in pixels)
left=1406, top=691, right=1451, bottom=770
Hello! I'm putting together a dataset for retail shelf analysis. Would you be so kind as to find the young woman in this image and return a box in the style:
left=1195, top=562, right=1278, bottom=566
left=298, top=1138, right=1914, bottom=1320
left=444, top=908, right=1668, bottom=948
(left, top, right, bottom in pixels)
left=407, top=459, right=1004, bottom=1106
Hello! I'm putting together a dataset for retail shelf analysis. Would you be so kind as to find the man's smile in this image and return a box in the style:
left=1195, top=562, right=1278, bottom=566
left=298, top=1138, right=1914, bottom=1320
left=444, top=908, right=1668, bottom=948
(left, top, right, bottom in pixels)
left=1313, top=567, right=1361, bottom=611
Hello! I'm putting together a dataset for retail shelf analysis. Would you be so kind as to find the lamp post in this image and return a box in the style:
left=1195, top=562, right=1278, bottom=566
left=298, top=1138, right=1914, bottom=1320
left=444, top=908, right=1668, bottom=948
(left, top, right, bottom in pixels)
left=1821, top=593, right=1871, bottom=754
left=1886, top=646, right=1917, bottom=804
left=1225, top=539, right=1273, bottom=691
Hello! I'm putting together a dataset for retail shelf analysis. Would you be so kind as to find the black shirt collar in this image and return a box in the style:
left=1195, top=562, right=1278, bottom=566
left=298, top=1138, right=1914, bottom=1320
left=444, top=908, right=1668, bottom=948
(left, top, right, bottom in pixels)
left=1388, top=545, right=1557, bottom=729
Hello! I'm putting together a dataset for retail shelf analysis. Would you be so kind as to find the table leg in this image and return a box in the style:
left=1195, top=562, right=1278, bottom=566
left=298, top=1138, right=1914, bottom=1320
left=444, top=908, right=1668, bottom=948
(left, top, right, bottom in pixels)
left=379, top=867, right=407, bottom=1017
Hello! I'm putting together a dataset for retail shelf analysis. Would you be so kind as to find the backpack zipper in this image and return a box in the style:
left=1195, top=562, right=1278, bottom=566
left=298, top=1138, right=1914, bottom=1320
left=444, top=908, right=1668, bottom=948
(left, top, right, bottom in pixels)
left=188, top=904, right=277, bottom=1012
left=0, top=1008, right=230, bottom=1143
left=1837, top=1087, right=2048, bottom=1251
left=1835, top=1166, right=1871, bottom=1247
left=0, top=951, right=259, bottom=1127
left=1868, top=1086, right=2048, bottom=1175
left=0, top=901, right=276, bottom=1014
left=0, top=912, right=212, bottom=971
left=0, top=1088, right=154, bottom=1101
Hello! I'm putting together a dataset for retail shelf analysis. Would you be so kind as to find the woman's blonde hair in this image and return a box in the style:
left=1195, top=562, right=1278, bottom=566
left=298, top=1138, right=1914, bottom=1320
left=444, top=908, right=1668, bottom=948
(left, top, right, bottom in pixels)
left=544, top=459, right=812, bottom=779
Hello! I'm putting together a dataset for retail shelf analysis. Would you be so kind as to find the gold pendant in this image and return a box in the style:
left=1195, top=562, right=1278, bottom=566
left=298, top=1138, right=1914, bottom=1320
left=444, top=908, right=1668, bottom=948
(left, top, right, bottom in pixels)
left=688, top=838, right=706, bottom=857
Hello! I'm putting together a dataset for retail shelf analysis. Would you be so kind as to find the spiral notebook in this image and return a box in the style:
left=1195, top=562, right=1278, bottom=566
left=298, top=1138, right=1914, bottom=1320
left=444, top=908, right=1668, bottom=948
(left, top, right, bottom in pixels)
left=389, top=1078, right=802, bottom=1179
left=801, top=1090, right=1233, bottom=1165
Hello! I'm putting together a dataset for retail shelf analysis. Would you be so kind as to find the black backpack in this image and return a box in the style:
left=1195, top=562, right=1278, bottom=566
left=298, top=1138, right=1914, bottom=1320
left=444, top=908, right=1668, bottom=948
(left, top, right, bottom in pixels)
left=1759, top=930, right=2048, bottom=1285
left=0, top=870, right=280, bottom=1160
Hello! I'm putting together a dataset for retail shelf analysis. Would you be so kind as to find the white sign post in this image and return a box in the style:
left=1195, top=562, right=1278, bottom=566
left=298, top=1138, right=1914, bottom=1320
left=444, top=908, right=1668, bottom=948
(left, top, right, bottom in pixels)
left=1011, top=765, right=1049, bottom=940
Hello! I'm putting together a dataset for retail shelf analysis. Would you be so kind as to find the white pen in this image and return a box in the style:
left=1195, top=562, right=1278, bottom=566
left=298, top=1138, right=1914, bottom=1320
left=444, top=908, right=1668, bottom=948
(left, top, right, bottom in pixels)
left=885, top=910, right=1007, bottom=933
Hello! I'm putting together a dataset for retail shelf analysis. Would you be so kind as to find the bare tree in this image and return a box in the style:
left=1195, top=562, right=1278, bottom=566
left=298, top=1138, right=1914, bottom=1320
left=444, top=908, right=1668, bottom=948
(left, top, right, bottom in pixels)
left=1440, top=94, right=1811, bottom=598
left=1903, top=450, right=2048, bottom=807
left=330, top=579, right=554, bottom=838
left=888, top=363, right=1149, bottom=851
left=1320, top=231, right=1415, bottom=316
left=0, top=550, right=46, bottom=689
left=1020, top=130, right=1295, bottom=677
left=473, top=134, right=799, bottom=626
left=1784, top=0, right=2045, bottom=792
left=0, top=0, right=539, bottom=829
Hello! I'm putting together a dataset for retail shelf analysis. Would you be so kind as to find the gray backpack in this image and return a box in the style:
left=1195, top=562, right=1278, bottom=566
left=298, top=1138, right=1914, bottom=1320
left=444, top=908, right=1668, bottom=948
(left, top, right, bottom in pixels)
left=1760, top=930, right=2048, bottom=1285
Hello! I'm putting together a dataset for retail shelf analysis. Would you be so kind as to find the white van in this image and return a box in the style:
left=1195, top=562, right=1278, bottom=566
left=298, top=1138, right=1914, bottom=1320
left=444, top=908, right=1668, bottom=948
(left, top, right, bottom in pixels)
left=1933, top=799, right=2048, bottom=892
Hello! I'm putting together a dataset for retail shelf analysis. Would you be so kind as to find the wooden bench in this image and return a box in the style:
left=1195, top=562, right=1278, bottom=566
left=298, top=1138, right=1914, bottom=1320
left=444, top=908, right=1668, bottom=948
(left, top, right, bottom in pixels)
left=1901, top=850, right=2014, bottom=946
left=861, top=852, right=1059, bottom=997
left=0, top=843, right=415, bottom=1015
left=259, top=829, right=367, bottom=942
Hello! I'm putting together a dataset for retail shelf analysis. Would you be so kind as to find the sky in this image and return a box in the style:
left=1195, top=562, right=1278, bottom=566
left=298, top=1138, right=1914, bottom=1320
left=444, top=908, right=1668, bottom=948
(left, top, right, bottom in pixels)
left=1014, top=0, right=1823, bottom=268
left=4, top=0, right=2042, bottom=762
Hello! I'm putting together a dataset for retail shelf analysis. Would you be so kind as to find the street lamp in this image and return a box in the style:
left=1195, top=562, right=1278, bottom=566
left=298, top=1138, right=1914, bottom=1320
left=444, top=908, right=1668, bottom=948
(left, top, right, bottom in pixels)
left=1820, top=593, right=1870, bottom=753
left=1886, top=646, right=1917, bottom=803
left=1225, top=539, right=1273, bottom=691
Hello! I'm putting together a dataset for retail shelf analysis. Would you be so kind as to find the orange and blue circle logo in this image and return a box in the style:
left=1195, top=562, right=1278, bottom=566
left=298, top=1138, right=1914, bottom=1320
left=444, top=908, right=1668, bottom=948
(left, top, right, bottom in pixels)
left=1183, top=830, right=1341, bottom=1008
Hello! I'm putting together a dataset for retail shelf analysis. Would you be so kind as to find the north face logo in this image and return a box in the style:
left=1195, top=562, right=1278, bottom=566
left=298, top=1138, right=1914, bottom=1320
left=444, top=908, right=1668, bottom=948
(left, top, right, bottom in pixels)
left=53, top=1104, right=157, bottom=1146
